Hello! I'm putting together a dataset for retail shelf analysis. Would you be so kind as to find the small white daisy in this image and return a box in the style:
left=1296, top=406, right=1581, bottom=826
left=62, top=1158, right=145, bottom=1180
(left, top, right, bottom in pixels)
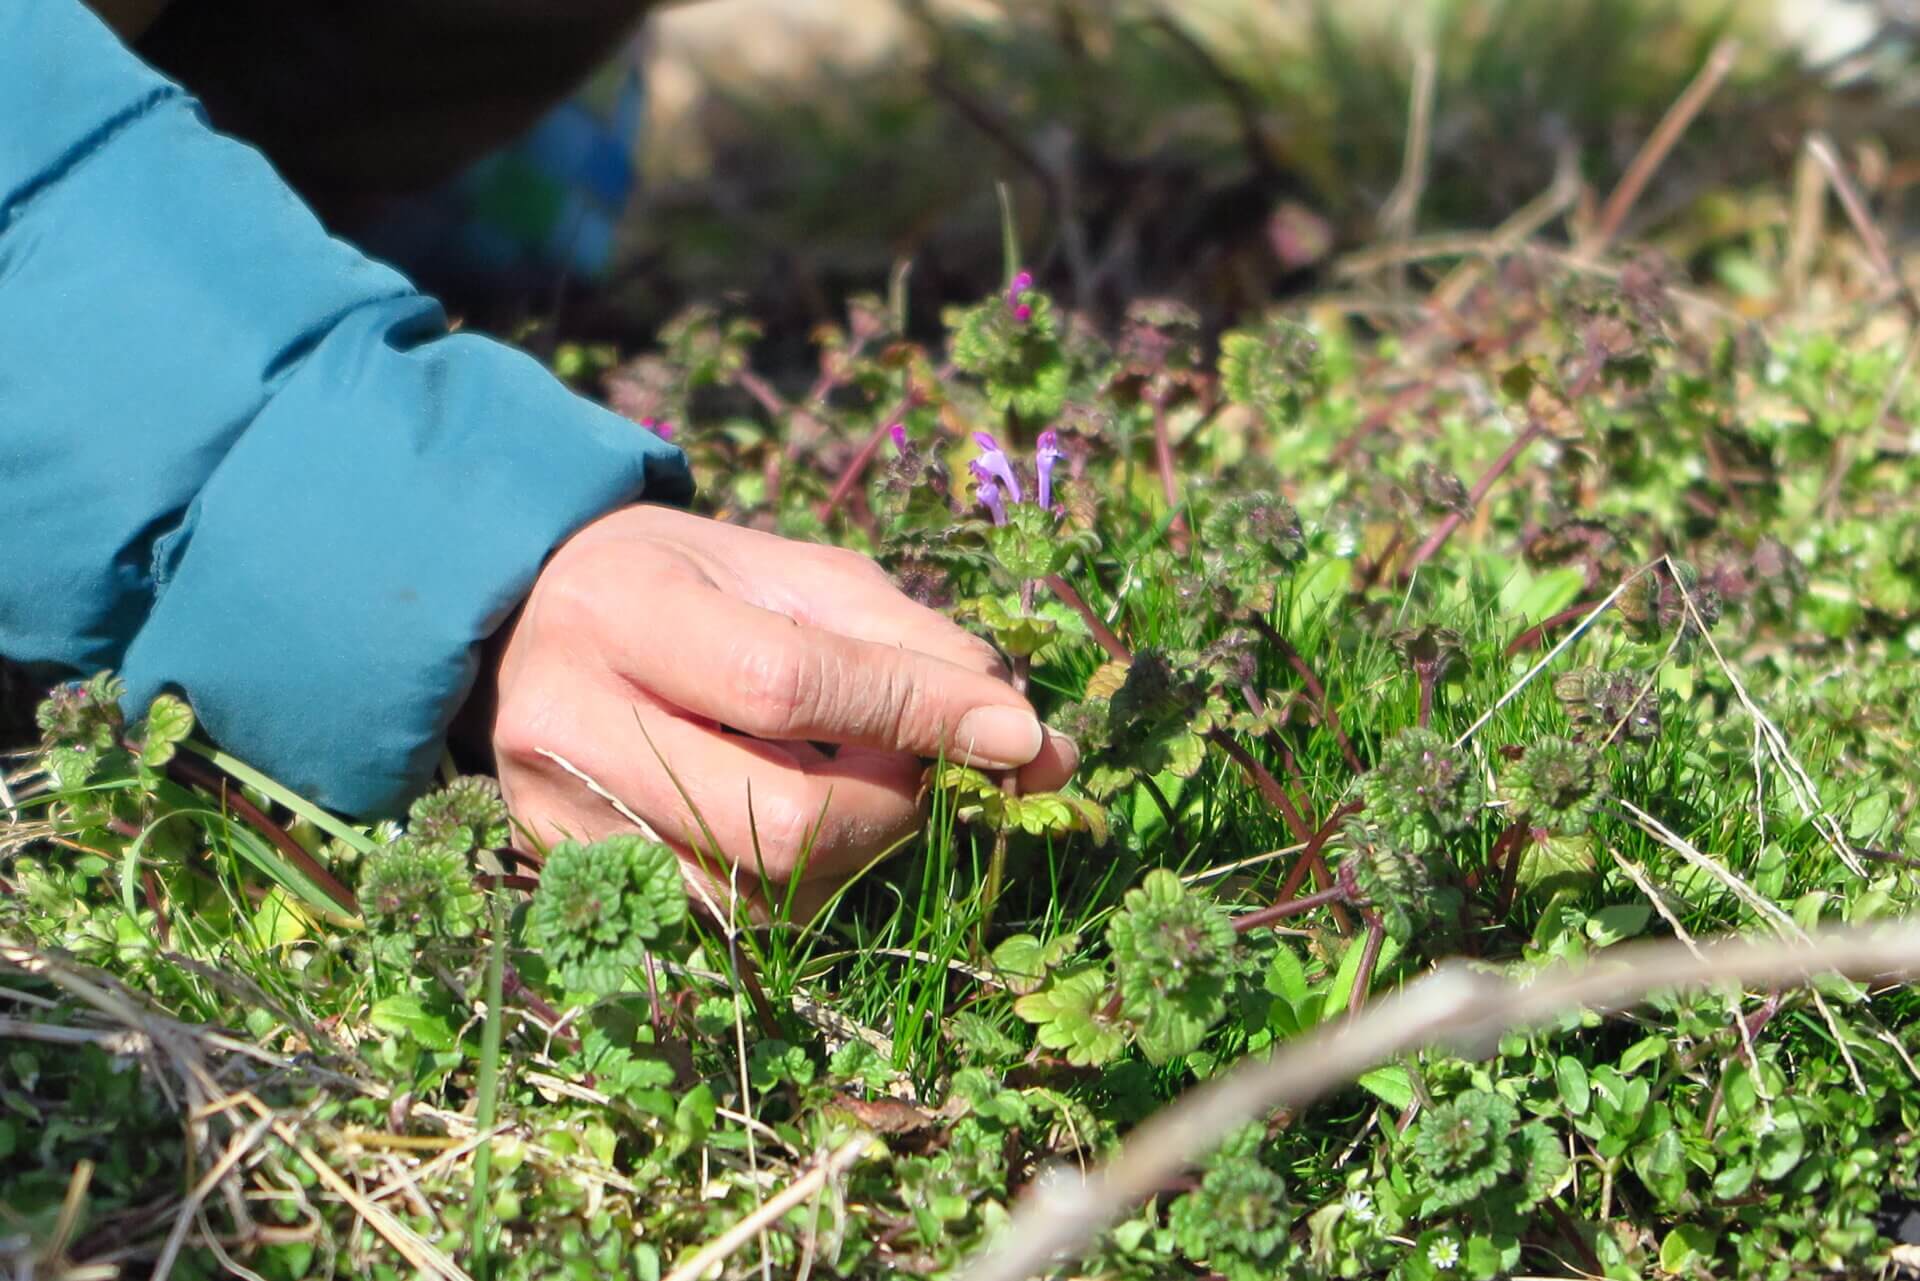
left=1343, top=1189, right=1376, bottom=1223
left=1428, top=1236, right=1460, bottom=1270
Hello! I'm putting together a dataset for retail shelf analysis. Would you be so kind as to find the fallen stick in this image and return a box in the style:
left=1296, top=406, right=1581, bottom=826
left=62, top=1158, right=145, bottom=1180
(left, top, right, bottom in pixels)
left=959, top=919, right=1920, bottom=1281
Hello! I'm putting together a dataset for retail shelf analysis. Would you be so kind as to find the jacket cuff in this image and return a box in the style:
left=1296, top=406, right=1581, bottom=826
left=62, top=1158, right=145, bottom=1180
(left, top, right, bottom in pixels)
left=120, top=296, right=690, bottom=816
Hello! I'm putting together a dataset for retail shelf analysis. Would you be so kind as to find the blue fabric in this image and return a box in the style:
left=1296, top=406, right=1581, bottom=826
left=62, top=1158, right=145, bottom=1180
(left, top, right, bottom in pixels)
left=0, top=1, right=691, bottom=815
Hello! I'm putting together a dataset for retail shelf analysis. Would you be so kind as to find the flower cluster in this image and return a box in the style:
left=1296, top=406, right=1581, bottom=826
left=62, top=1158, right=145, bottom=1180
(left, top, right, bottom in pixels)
left=529, top=834, right=688, bottom=994
left=357, top=839, right=485, bottom=959
left=406, top=775, right=510, bottom=859
left=970, top=429, right=1061, bottom=525
left=1553, top=666, right=1661, bottom=750
left=1106, top=868, right=1237, bottom=1064
left=1360, top=728, right=1486, bottom=853
left=1006, top=269, right=1035, bottom=323
left=1500, top=736, right=1607, bottom=836
left=1408, top=1088, right=1568, bottom=1220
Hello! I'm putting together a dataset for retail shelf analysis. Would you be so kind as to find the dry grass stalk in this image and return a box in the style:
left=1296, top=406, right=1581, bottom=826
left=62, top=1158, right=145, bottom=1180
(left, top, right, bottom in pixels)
left=959, top=919, right=1920, bottom=1281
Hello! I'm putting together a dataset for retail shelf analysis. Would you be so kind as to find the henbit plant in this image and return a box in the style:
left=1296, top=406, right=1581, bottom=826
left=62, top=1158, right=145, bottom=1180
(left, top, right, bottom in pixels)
left=9, top=176, right=1920, bottom=1281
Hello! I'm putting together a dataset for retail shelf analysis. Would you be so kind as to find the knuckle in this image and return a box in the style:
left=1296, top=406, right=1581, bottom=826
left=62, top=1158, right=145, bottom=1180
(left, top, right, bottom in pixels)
left=733, top=637, right=812, bottom=736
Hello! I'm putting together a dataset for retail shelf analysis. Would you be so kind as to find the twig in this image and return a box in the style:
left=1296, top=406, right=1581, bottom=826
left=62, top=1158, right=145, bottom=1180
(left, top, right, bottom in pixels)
left=958, top=920, right=1920, bottom=1281
left=1578, top=38, right=1741, bottom=258
left=662, top=1134, right=876, bottom=1281
left=1377, top=44, right=1437, bottom=247
left=1806, top=133, right=1915, bottom=315
left=1806, top=134, right=1920, bottom=518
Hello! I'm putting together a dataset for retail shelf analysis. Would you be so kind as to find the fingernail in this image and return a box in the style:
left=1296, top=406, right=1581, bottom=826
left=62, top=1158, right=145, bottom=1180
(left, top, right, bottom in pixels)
left=1044, top=727, right=1080, bottom=773
left=955, top=706, right=1044, bottom=767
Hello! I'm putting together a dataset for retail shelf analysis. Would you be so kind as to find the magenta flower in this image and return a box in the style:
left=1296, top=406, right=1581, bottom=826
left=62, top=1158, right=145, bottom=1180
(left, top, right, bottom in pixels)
left=640, top=417, right=676, bottom=442
left=888, top=421, right=907, bottom=452
left=1007, top=270, right=1034, bottom=323
left=969, top=461, right=1010, bottom=526
left=1035, top=429, right=1061, bottom=511
left=971, top=431, right=1024, bottom=503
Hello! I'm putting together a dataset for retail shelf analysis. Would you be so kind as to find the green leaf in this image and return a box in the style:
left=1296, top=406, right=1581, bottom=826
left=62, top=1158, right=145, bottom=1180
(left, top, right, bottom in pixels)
left=1585, top=903, right=1652, bottom=946
left=1264, top=942, right=1310, bottom=1011
left=138, top=693, right=195, bottom=767
left=1659, top=1223, right=1716, bottom=1273
left=991, top=933, right=1079, bottom=995
left=1012, top=966, right=1127, bottom=1066
left=369, top=994, right=458, bottom=1052
left=1505, top=565, right=1588, bottom=625
left=1555, top=1056, right=1591, bottom=1116
left=670, top=1084, right=716, bottom=1160
left=1357, top=1065, right=1414, bottom=1111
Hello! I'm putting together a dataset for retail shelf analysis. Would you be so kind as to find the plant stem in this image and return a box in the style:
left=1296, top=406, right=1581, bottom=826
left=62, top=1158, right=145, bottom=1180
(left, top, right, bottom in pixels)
left=1276, top=801, right=1363, bottom=904
left=1400, top=422, right=1545, bottom=581
left=469, top=895, right=509, bottom=1276
left=1490, top=821, right=1533, bottom=919
left=161, top=751, right=357, bottom=915
left=818, top=369, right=941, bottom=519
left=978, top=580, right=1035, bottom=953
left=1416, top=672, right=1437, bottom=729
left=1043, top=574, right=1128, bottom=661
left=1346, top=912, right=1388, bottom=1017
left=1503, top=598, right=1608, bottom=655
left=1149, top=392, right=1190, bottom=555
left=1207, top=731, right=1311, bottom=845
left=1232, top=883, right=1347, bottom=934
left=1246, top=615, right=1362, bottom=774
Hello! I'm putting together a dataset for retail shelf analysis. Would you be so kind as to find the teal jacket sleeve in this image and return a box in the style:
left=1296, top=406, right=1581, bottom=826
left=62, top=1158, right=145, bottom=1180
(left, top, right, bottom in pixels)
left=0, top=1, right=692, bottom=815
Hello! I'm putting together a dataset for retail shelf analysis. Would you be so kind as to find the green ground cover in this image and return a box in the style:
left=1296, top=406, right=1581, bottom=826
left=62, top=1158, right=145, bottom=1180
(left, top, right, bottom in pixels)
left=9, top=8, right=1920, bottom=1278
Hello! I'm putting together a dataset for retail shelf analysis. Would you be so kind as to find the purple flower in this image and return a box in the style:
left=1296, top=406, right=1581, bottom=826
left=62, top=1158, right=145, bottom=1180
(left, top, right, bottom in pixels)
left=888, top=421, right=907, bottom=452
left=1035, top=428, right=1061, bottom=511
left=640, top=417, right=676, bottom=442
left=969, top=460, right=1010, bottom=526
left=1007, top=270, right=1034, bottom=322
left=971, top=431, right=1023, bottom=503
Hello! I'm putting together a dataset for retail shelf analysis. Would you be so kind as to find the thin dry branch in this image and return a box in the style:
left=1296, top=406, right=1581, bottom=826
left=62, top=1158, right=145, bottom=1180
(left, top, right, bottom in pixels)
left=662, top=1133, right=876, bottom=1281
left=959, top=920, right=1920, bottom=1281
left=1578, top=37, right=1741, bottom=258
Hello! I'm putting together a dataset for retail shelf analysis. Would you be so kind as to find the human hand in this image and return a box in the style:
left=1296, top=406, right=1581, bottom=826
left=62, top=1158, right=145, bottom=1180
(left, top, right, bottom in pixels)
left=472, top=505, right=1077, bottom=916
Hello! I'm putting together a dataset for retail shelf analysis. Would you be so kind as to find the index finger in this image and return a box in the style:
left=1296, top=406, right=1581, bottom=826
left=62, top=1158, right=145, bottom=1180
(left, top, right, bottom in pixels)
left=603, top=575, right=1047, bottom=769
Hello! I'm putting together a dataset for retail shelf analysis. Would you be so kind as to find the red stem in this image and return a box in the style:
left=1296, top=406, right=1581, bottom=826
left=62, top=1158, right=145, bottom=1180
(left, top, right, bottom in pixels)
left=1503, top=598, right=1608, bottom=656
left=1208, top=731, right=1312, bottom=845
left=1247, top=615, right=1362, bottom=774
left=1043, top=575, right=1128, bottom=661
left=1490, top=821, right=1533, bottom=920
left=1400, top=422, right=1545, bottom=581
left=1232, top=882, right=1346, bottom=934
left=161, top=751, right=357, bottom=915
left=1149, top=393, right=1190, bottom=554
left=818, top=369, right=942, bottom=519
left=1346, top=912, right=1388, bottom=1016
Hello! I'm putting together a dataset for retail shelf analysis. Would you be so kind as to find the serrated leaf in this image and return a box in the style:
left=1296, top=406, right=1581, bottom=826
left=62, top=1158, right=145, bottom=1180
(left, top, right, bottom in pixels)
left=1013, top=966, right=1127, bottom=1066
left=1515, top=832, right=1596, bottom=895
left=1357, top=1065, right=1413, bottom=1111
left=139, top=693, right=195, bottom=767
left=1085, top=659, right=1131, bottom=701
